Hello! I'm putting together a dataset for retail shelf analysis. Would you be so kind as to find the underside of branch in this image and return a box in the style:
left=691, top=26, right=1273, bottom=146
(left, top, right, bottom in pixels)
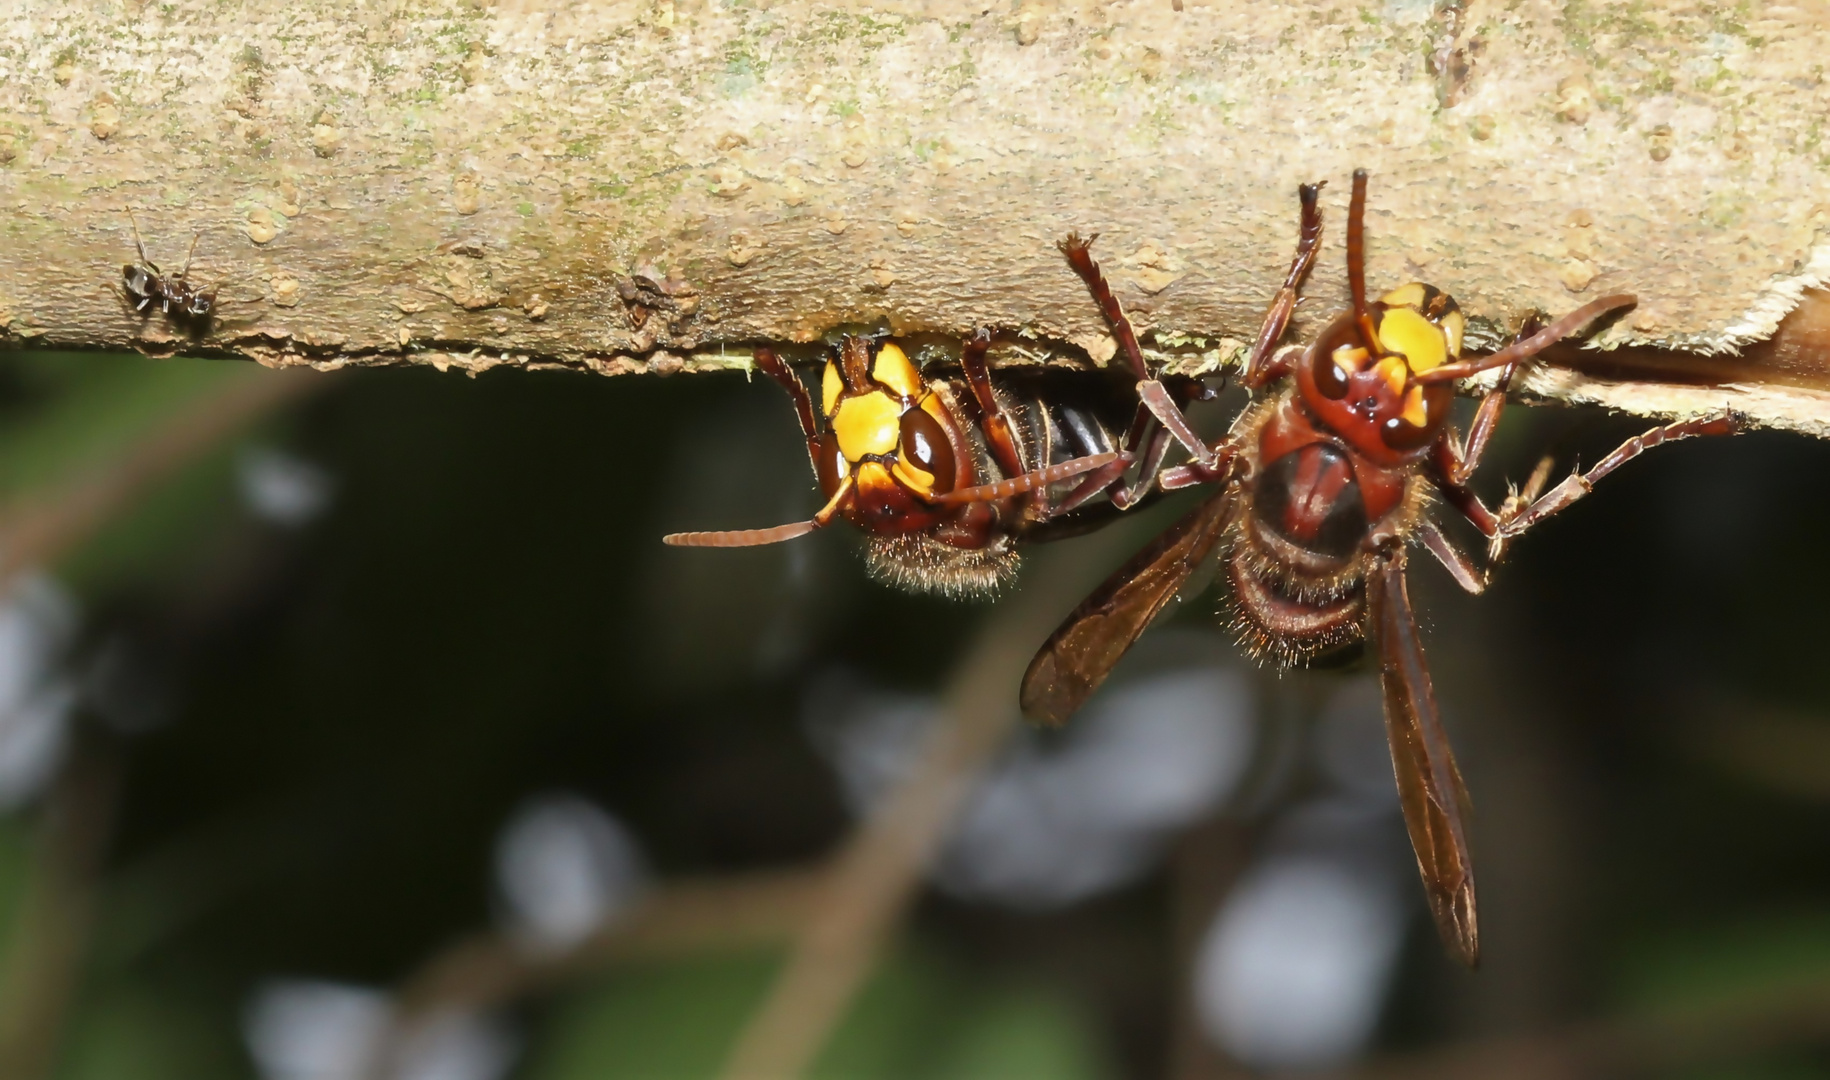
left=4, top=1, right=1830, bottom=431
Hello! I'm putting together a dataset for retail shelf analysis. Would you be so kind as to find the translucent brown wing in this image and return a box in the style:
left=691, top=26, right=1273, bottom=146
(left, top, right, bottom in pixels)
left=1020, top=486, right=1235, bottom=726
left=1368, top=549, right=1479, bottom=967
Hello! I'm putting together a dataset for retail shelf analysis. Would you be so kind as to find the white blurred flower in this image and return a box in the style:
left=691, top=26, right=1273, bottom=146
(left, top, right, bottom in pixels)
left=0, top=680, right=75, bottom=809
left=245, top=980, right=390, bottom=1080
left=244, top=980, right=516, bottom=1080
left=493, top=793, right=647, bottom=951
left=0, top=573, right=78, bottom=810
left=1193, top=854, right=1407, bottom=1070
left=239, top=447, right=335, bottom=527
left=808, top=663, right=1255, bottom=909
left=1047, top=668, right=1254, bottom=830
left=806, top=682, right=930, bottom=816
left=393, top=1010, right=518, bottom=1080
left=1190, top=676, right=1415, bottom=1069
left=939, top=667, right=1254, bottom=907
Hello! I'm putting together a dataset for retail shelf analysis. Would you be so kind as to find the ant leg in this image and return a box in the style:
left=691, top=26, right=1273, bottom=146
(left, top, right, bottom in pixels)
left=752, top=347, right=824, bottom=470
left=959, top=327, right=1030, bottom=482
left=1241, top=181, right=1325, bottom=389
left=1490, top=412, right=1741, bottom=560
left=1418, top=520, right=1486, bottom=595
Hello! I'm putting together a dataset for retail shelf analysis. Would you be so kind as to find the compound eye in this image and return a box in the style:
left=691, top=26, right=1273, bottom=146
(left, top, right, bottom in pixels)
left=1311, top=346, right=1352, bottom=399
left=1381, top=415, right=1433, bottom=451
left=1379, top=383, right=1451, bottom=451
left=898, top=407, right=956, bottom=495
left=188, top=294, right=214, bottom=317
left=815, top=431, right=848, bottom=497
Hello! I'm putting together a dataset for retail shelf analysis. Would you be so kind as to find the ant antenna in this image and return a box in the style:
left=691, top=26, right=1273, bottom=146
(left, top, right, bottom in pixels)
left=179, top=231, right=201, bottom=280
left=125, top=208, right=153, bottom=269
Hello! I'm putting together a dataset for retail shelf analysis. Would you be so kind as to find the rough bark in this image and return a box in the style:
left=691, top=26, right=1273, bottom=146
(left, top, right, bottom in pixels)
left=3, top=1, right=1830, bottom=430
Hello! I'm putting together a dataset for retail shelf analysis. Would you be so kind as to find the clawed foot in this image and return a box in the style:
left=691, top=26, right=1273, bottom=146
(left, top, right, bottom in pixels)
left=1486, top=455, right=1557, bottom=564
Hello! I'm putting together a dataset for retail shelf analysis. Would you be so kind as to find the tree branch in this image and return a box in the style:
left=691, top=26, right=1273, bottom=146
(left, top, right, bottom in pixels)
left=2, top=2, right=1825, bottom=390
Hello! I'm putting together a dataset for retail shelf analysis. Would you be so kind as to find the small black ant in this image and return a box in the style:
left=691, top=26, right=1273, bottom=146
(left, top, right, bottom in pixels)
left=122, top=209, right=217, bottom=322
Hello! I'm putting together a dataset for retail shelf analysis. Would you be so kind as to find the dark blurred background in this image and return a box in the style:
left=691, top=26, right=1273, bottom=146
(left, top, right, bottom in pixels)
left=0, top=347, right=1826, bottom=1080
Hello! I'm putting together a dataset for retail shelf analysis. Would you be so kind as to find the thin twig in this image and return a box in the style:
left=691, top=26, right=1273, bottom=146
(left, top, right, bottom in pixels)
left=372, top=518, right=1159, bottom=1078
left=0, top=366, right=328, bottom=590
left=0, top=740, right=121, bottom=1080
left=1320, top=976, right=1830, bottom=1080
left=0, top=363, right=329, bottom=1079
left=716, top=534, right=1145, bottom=1080
left=392, top=867, right=827, bottom=1020
left=1167, top=816, right=1256, bottom=1080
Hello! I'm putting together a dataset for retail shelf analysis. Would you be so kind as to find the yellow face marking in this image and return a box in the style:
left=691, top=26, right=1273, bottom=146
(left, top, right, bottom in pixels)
left=1400, top=385, right=1429, bottom=428
left=821, top=361, right=842, bottom=418
left=1332, top=344, right=1369, bottom=380
left=1379, top=282, right=1428, bottom=309
left=1372, top=356, right=1409, bottom=397
left=832, top=391, right=902, bottom=461
left=1441, top=309, right=1465, bottom=358
left=870, top=342, right=923, bottom=400
left=855, top=460, right=897, bottom=497
left=919, top=393, right=953, bottom=429
left=892, top=457, right=936, bottom=494
left=1376, top=307, right=1448, bottom=374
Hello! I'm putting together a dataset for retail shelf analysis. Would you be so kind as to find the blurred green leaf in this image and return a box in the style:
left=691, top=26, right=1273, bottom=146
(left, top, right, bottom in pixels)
left=55, top=437, right=245, bottom=599
left=0, top=352, right=292, bottom=598
left=1670, top=1059, right=1830, bottom=1080
left=525, top=949, right=779, bottom=1079
left=54, top=981, right=244, bottom=1080
left=1614, top=911, right=1830, bottom=1012
left=812, top=947, right=1109, bottom=1080
left=0, top=353, right=250, bottom=500
left=524, top=944, right=1110, bottom=1080
left=0, top=820, right=31, bottom=974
